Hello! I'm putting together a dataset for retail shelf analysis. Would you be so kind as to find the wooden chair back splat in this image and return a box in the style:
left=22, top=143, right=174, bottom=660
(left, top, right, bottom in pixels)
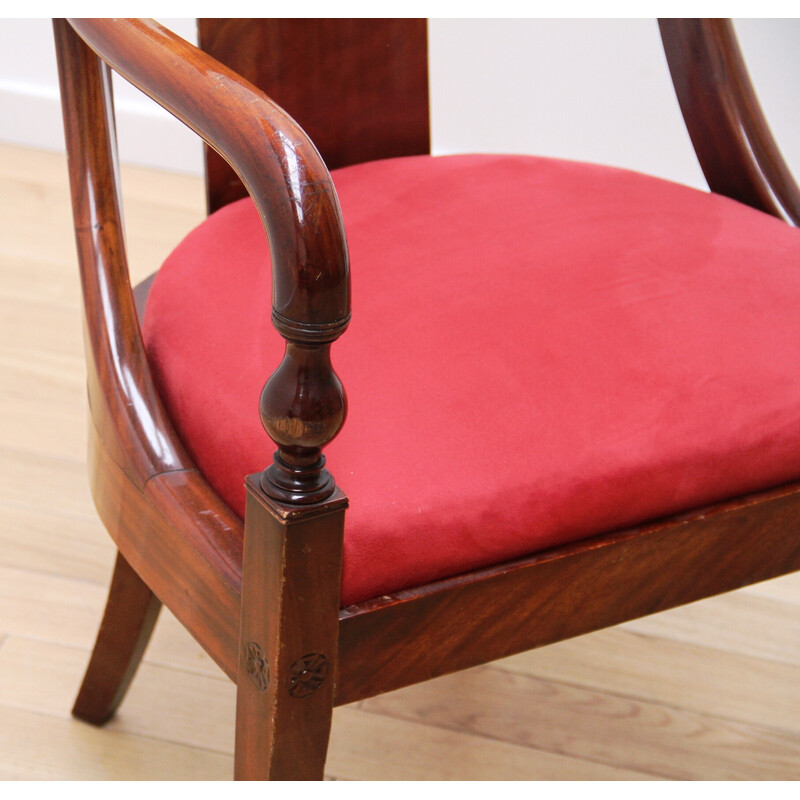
left=198, top=18, right=430, bottom=213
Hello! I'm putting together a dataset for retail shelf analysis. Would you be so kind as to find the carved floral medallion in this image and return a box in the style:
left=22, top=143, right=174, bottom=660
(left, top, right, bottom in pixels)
left=288, top=653, right=329, bottom=698
left=245, top=641, right=270, bottom=691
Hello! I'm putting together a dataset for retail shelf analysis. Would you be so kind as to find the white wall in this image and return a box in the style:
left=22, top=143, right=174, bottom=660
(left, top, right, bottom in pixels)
left=428, top=18, right=800, bottom=190
left=0, top=18, right=797, bottom=190
left=0, top=18, right=202, bottom=173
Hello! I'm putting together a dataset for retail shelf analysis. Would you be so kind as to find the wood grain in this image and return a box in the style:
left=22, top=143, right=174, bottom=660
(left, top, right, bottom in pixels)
left=66, top=17, right=351, bottom=332
left=0, top=634, right=651, bottom=779
left=198, top=19, right=430, bottom=212
left=743, top=572, right=800, bottom=605
left=337, top=484, right=800, bottom=704
left=0, top=637, right=236, bottom=755
left=622, top=591, right=800, bottom=667
left=234, top=479, right=346, bottom=779
left=361, top=666, right=800, bottom=780
left=0, top=505, right=112, bottom=584
left=0, top=705, right=232, bottom=780
left=72, top=551, right=163, bottom=725
left=498, top=627, right=800, bottom=733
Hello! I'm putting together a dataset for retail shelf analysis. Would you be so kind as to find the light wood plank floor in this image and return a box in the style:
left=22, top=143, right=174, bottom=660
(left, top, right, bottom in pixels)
left=1, top=141, right=798, bottom=780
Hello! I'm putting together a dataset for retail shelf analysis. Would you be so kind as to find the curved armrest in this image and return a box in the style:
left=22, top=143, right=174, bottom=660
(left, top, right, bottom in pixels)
left=659, top=19, right=799, bottom=225
left=68, top=18, right=350, bottom=503
left=69, top=18, right=350, bottom=332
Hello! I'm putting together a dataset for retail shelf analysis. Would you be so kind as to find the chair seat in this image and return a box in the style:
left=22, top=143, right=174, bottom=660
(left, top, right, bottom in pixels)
left=142, top=154, right=800, bottom=606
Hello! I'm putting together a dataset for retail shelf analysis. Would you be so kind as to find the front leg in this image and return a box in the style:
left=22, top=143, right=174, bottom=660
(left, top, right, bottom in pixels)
left=234, top=475, right=346, bottom=780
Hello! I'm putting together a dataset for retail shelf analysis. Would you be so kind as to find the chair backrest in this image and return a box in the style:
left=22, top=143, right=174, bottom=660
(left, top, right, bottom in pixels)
left=198, top=19, right=430, bottom=213
left=198, top=19, right=798, bottom=225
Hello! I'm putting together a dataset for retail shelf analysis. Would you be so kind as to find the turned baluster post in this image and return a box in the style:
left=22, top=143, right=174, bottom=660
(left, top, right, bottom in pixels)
left=253, top=149, right=351, bottom=503
left=260, top=323, right=349, bottom=504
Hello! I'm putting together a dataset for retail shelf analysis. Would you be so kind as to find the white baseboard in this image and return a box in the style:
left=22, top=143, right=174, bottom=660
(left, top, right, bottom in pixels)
left=0, top=78, right=204, bottom=175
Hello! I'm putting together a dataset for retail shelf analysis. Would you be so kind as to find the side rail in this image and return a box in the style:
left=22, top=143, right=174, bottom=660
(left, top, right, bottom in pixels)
left=58, top=18, right=351, bottom=503
left=659, top=19, right=799, bottom=225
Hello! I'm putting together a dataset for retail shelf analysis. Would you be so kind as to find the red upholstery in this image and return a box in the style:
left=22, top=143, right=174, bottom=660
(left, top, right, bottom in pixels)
left=142, top=154, right=800, bottom=606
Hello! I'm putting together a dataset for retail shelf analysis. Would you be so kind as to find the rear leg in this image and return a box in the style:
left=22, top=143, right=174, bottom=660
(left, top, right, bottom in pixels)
left=72, top=551, right=161, bottom=724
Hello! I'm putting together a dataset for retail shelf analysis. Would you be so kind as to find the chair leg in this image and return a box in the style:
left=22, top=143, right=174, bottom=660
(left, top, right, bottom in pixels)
left=234, top=651, right=336, bottom=780
left=73, top=550, right=161, bottom=725
left=234, top=476, right=346, bottom=780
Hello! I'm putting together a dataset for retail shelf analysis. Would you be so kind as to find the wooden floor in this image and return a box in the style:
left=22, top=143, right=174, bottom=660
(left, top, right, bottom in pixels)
left=1, top=141, right=799, bottom=780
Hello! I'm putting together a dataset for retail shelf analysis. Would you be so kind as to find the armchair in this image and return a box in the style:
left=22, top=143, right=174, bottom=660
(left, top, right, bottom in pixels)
left=53, top=18, right=800, bottom=779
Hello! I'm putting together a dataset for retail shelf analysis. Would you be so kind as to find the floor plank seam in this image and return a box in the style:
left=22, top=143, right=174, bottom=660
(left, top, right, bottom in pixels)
left=0, top=563, right=109, bottom=590
left=620, top=626, right=800, bottom=668
left=484, top=662, right=800, bottom=739
left=494, top=622, right=800, bottom=673
left=0, top=442, right=88, bottom=468
left=136, top=656, right=231, bottom=682
left=0, top=497, right=103, bottom=526
left=352, top=700, right=671, bottom=780
left=0, top=700, right=237, bottom=760
left=0, top=631, right=230, bottom=684
left=356, top=657, right=800, bottom=769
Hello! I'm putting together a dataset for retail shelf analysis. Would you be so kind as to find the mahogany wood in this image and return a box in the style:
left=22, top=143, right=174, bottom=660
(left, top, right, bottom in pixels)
left=659, top=19, right=800, bottom=225
left=72, top=551, right=162, bottom=723
left=66, top=18, right=350, bottom=330
left=88, top=426, right=241, bottom=680
left=53, top=19, right=193, bottom=491
left=55, top=16, right=244, bottom=686
left=198, top=19, right=430, bottom=213
left=55, top=17, right=800, bottom=780
left=66, top=17, right=351, bottom=502
left=235, top=477, right=346, bottom=779
left=336, top=482, right=800, bottom=705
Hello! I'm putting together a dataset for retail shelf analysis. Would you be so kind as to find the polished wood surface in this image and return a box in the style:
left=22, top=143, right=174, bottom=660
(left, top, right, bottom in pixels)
left=198, top=19, right=430, bottom=213
left=54, top=21, right=242, bottom=680
left=66, top=18, right=350, bottom=329
left=2, top=142, right=800, bottom=779
left=88, top=432, right=241, bottom=680
left=235, top=479, right=346, bottom=779
left=65, top=17, right=351, bottom=503
left=71, top=552, right=162, bottom=724
left=54, top=18, right=245, bottom=684
left=48, top=17, right=800, bottom=779
left=337, top=482, right=800, bottom=704
left=53, top=19, right=193, bottom=489
left=659, top=19, right=800, bottom=225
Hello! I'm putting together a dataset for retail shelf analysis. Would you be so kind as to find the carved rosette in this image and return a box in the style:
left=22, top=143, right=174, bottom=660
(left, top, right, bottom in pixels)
left=245, top=641, right=270, bottom=691
left=287, top=653, right=329, bottom=698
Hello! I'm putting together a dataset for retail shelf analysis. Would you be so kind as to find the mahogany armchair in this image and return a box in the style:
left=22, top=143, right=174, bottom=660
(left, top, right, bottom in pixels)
left=54, top=19, right=800, bottom=779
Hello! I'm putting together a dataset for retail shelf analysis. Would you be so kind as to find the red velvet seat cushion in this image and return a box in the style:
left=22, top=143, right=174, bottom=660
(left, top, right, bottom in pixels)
left=142, top=154, right=800, bottom=607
